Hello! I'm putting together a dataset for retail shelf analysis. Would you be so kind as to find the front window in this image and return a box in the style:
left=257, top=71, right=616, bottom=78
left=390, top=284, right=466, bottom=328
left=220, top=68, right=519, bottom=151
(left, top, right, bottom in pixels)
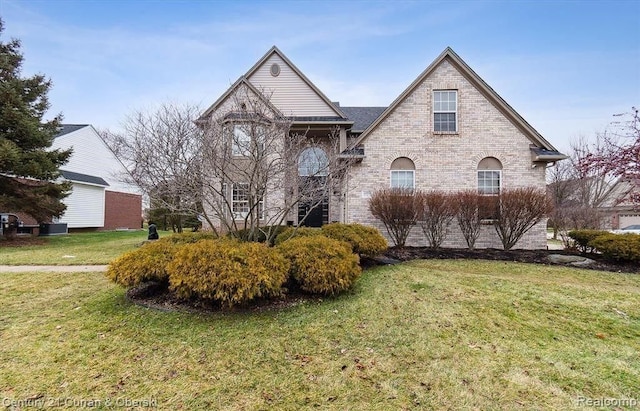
left=434, top=90, right=457, bottom=132
left=232, top=183, right=250, bottom=219
left=477, top=170, right=501, bottom=195
left=298, top=147, right=329, bottom=177
left=477, top=157, right=502, bottom=219
left=231, top=124, right=264, bottom=156
left=390, top=157, right=416, bottom=189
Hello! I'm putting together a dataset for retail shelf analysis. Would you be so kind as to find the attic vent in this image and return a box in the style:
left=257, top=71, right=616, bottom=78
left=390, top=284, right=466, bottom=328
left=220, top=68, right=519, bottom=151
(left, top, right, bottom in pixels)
left=270, top=63, right=280, bottom=77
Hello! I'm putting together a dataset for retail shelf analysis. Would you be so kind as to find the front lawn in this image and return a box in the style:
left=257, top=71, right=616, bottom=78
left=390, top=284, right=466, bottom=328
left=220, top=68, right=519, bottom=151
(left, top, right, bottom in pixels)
left=0, top=230, right=153, bottom=265
left=1, top=260, right=638, bottom=409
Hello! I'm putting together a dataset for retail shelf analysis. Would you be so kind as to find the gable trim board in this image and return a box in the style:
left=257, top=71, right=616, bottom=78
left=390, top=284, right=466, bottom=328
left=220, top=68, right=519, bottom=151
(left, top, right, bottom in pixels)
left=202, top=46, right=567, bottom=249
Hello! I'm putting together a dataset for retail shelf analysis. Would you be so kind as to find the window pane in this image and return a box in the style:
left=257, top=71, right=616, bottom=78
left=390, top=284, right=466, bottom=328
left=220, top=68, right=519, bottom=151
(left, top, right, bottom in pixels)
left=391, top=170, right=414, bottom=189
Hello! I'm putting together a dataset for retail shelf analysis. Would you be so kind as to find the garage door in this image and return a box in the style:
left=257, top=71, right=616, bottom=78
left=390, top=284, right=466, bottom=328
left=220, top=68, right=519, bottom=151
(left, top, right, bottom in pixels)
left=620, top=214, right=640, bottom=228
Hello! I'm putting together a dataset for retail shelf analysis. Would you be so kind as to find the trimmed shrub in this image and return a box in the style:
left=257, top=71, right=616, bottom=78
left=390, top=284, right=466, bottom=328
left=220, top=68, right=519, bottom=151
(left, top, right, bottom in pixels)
left=167, top=239, right=289, bottom=306
left=368, top=188, right=423, bottom=247
left=321, top=223, right=387, bottom=257
left=452, top=190, right=482, bottom=250
left=159, top=231, right=218, bottom=245
left=106, top=240, right=178, bottom=287
left=278, top=236, right=361, bottom=295
left=589, top=233, right=640, bottom=262
left=273, top=226, right=322, bottom=245
left=419, top=191, right=456, bottom=249
left=568, top=230, right=609, bottom=253
left=230, top=225, right=290, bottom=244
left=493, top=187, right=553, bottom=250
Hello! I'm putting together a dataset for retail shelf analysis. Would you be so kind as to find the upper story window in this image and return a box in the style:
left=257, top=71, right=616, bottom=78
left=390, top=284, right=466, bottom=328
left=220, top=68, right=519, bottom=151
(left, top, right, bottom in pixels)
left=433, top=90, right=457, bottom=132
left=231, top=123, right=265, bottom=157
left=390, top=157, right=415, bottom=189
left=298, top=147, right=329, bottom=177
left=232, top=125, right=250, bottom=156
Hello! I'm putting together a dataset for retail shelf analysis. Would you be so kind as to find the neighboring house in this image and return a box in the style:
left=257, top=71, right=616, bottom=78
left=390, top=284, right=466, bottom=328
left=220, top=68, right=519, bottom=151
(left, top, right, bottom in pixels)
left=50, top=125, right=142, bottom=230
left=199, top=46, right=566, bottom=249
left=600, top=179, right=640, bottom=229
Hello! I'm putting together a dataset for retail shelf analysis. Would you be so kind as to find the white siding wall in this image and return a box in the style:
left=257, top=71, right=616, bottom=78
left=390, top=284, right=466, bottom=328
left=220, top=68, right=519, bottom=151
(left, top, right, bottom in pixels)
left=51, top=126, right=140, bottom=195
left=59, top=183, right=105, bottom=228
left=248, top=54, right=339, bottom=117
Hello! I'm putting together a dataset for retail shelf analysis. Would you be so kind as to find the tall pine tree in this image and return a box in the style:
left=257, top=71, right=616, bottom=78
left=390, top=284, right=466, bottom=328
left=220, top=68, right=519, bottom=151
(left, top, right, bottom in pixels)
left=0, top=19, right=71, bottom=225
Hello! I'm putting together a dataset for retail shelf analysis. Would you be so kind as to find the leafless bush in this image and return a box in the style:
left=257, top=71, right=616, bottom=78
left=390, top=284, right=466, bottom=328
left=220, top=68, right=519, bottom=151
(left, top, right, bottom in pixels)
left=369, top=188, right=423, bottom=247
left=493, top=187, right=553, bottom=250
left=452, top=190, right=483, bottom=249
left=419, top=191, right=455, bottom=249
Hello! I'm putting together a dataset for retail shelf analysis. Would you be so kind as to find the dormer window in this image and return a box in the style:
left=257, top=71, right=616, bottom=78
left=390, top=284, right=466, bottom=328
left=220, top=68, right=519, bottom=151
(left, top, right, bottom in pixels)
left=433, top=90, right=457, bottom=132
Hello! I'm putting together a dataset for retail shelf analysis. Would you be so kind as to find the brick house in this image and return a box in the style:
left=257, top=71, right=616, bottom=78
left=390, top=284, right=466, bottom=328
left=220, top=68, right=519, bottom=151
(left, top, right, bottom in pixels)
left=200, top=46, right=566, bottom=249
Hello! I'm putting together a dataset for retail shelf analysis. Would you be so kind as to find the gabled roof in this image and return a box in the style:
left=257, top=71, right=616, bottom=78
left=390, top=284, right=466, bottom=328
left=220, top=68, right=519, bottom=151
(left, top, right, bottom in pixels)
left=246, top=46, right=347, bottom=119
left=198, top=77, right=283, bottom=122
left=55, top=124, right=89, bottom=138
left=340, top=107, right=387, bottom=133
left=60, top=170, right=109, bottom=187
left=199, top=46, right=348, bottom=121
left=351, top=47, right=563, bottom=154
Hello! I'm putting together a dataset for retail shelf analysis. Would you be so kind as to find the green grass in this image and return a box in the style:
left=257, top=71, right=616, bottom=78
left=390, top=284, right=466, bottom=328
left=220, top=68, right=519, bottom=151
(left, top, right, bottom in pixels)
left=1, top=260, right=639, bottom=409
left=0, top=230, right=156, bottom=265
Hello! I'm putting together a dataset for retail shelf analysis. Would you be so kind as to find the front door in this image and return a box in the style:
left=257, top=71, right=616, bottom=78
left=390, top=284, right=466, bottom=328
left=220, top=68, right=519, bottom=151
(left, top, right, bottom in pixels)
left=298, top=200, right=328, bottom=227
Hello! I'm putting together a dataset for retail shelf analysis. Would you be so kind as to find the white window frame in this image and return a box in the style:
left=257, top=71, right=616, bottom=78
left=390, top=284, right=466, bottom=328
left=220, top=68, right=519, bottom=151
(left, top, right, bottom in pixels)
left=231, top=124, right=265, bottom=157
left=231, top=183, right=264, bottom=220
left=433, top=90, right=457, bottom=132
left=477, top=170, right=501, bottom=195
left=390, top=170, right=415, bottom=189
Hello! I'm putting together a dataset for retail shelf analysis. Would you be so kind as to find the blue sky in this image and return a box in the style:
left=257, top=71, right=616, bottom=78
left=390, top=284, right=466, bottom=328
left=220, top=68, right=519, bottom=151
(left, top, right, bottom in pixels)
left=1, top=0, right=639, bottom=153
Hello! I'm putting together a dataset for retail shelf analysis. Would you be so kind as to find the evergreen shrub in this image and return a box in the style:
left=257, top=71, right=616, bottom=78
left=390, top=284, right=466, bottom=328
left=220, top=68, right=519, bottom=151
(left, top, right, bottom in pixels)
left=321, top=223, right=387, bottom=256
left=106, top=240, right=178, bottom=287
left=278, top=236, right=361, bottom=295
left=167, top=239, right=289, bottom=306
left=568, top=230, right=609, bottom=253
left=273, top=226, right=322, bottom=245
left=589, top=233, right=640, bottom=262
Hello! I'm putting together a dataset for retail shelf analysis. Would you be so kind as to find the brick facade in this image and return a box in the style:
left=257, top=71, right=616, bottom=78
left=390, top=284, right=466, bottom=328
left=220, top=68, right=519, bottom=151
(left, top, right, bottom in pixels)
left=104, top=191, right=142, bottom=230
left=346, top=59, right=548, bottom=249
left=202, top=47, right=560, bottom=249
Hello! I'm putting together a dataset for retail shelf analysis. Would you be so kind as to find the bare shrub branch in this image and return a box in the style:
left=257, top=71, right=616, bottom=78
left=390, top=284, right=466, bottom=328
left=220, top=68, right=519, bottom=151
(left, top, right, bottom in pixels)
left=493, top=187, right=553, bottom=250
left=368, top=188, right=423, bottom=247
left=452, top=190, right=483, bottom=250
left=418, top=191, right=455, bottom=249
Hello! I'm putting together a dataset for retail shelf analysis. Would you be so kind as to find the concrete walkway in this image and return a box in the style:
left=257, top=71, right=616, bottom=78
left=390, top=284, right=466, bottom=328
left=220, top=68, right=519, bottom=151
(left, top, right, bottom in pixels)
left=0, top=265, right=108, bottom=273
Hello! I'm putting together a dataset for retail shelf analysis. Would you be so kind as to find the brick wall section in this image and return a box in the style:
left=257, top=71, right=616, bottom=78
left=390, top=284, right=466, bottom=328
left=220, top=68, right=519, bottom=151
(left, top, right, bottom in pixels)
left=346, top=58, right=548, bottom=249
left=104, top=191, right=142, bottom=230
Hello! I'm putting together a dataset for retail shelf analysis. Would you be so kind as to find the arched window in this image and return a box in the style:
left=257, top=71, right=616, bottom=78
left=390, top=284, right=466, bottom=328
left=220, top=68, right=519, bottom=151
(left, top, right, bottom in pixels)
left=477, top=157, right=502, bottom=195
left=298, top=147, right=329, bottom=177
left=390, top=157, right=415, bottom=189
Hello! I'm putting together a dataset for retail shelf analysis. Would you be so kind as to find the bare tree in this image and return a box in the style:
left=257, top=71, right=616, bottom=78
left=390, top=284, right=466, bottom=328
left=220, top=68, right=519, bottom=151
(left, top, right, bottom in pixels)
left=101, top=103, right=204, bottom=233
left=197, top=84, right=354, bottom=243
left=578, top=107, right=639, bottom=204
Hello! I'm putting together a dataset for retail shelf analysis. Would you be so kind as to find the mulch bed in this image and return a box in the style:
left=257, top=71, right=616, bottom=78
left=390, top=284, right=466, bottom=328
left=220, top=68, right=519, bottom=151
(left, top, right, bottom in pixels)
left=381, top=247, right=640, bottom=274
left=127, top=247, right=637, bottom=314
